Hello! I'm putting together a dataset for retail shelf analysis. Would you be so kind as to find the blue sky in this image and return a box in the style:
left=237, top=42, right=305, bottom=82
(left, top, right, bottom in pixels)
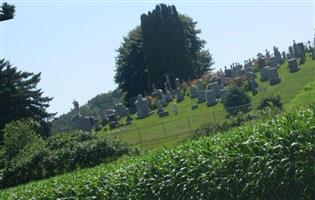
left=1, top=0, right=314, bottom=116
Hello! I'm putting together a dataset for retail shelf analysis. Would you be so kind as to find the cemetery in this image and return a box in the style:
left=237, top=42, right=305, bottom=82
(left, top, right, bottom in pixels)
left=1, top=2, right=315, bottom=199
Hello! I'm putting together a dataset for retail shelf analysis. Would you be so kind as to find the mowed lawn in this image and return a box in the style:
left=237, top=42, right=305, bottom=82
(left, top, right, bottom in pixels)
left=98, top=54, right=315, bottom=149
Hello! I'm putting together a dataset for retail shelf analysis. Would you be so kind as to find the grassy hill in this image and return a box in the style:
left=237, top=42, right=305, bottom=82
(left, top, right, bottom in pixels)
left=1, top=105, right=314, bottom=199
left=99, top=54, right=315, bottom=149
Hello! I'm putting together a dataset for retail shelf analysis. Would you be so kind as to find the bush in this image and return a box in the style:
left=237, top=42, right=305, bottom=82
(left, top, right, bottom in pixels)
left=258, top=95, right=283, bottom=110
left=222, top=85, right=251, bottom=115
left=0, top=124, right=135, bottom=189
left=1, top=119, right=44, bottom=161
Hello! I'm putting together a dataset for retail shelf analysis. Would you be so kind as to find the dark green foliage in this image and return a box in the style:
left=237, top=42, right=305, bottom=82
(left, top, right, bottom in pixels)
left=2, top=107, right=315, bottom=199
left=141, top=4, right=193, bottom=89
left=115, top=5, right=213, bottom=98
left=0, top=2, right=15, bottom=22
left=0, top=60, right=54, bottom=139
left=222, top=85, right=251, bottom=115
left=115, top=27, right=149, bottom=99
left=0, top=120, right=135, bottom=189
left=258, top=95, right=283, bottom=110
left=1, top=119, right=44, bottom=161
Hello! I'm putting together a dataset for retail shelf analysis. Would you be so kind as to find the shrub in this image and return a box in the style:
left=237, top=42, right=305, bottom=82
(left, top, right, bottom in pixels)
left=222, top=85, right=251, bottom=115
left=1, top=119, right=44, bottom=161
left=0, top=128, right=135, bottom=189
left=258, top=95, right=283, bottom=110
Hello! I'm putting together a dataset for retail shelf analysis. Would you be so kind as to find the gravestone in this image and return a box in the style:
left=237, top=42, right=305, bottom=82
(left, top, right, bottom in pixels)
left=156, top=100, right=169, bottom=117
left=269, top=56, right=279, bottom=68
left=288, top=58, right=300, bottom=73
left=207, top=82, right=220, bottom=97
left=135, top=94, right=150, bottom=119
left=205, top=90, right=217, bottom=106
left=259, top=66, right=270, bottom=81
left=190, top=85, right=198, bottom=98
left=161, top=93, right=168, bottom=106
left=268, top=67, right=281, bottom=85
left=175, top=88, right=184, bottom=102
left=197, top=89, right=206, bottom=103
left=107, top=109, right=119, bottom=129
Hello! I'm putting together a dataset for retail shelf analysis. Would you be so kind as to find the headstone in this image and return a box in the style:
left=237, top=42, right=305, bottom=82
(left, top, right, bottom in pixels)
left=135, top=94, right=150, bottom=119
left=175, top=88, right=184, bottom=102
left=105, top=109, right=119, bottom=130
left=259, top=66, right=270, bottom=81
left=175, top=78, right=182, bottom=90
left=190, top=85, right=198, bottom=98
left=269, top=56, right=279, bottom=68
left=287, top=58, right=300, bottom=73
left=207, top=82, right=221, bottom=98
left=156, top=100, right=169, bottom=117
left=165, top=89, right=173, bottom=102
left=161, top=93, right=168, bottom=106
left=205, top=90, right=217, bottom=106
left=268, top=67, right=281, bottom=85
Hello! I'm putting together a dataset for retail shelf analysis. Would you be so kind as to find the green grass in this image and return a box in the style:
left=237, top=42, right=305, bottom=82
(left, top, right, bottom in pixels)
left=99, top=54, right=315, bottom=149
left=2, top=106, right=314, bottom=199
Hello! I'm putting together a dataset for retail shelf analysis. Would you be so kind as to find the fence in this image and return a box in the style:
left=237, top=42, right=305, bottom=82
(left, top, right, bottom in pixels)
left=103, top=102, right=255, bottom=148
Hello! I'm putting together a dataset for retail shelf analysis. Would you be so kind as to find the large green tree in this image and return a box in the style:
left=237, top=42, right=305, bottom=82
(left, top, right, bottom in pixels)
left=141, top=4, right=193, bottom=89
left=115, top=4, right=213, bottom=98
left=0, top=2, right=15, bottom=22
left=0, top=60, right=54, bottom=140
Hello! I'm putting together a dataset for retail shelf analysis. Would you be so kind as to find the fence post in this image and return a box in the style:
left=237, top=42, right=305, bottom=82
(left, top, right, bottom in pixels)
left=162, top=122, right=166, bottom=138
left=187, top=117, right=192, bottom=134
left=138, top=128, right=142, bottom=144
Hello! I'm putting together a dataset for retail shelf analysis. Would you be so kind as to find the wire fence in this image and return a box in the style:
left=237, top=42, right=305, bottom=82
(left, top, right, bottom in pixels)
left=103, top=102, right=255, bottom=147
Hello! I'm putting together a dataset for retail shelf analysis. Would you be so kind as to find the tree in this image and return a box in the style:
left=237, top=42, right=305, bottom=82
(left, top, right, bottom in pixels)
left=0, top=60, right=55, bottom=140
left=141, top=4, right=193, bottom=89
left=0, top=2, right=15, bottom=22
left=222, top=85, right=251, bottom=115
left=1, top=119, right=44, bottom=160
left=114, top=27, right=148, bottom=99
left=115, top=5, right=214, bottom=98
left=179, top=15, right=214, bottom=77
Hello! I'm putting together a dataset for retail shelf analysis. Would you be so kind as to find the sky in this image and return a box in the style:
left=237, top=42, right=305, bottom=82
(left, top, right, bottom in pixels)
left=1, top=0, right=314, bottom=116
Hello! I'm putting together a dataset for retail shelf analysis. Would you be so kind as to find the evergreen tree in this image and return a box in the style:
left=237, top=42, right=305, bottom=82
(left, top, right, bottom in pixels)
left=141, top=4, right=193, bottom=89
left=222, top=85, right=251, bottom=115
left=0, top=60, right=54, bottom=140
left=0, top=2, right=15, bottom=22
left=115, top=4, right=214, bottom=98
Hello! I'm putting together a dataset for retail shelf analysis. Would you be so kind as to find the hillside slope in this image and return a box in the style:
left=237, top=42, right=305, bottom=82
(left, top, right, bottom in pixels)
left=99, top=54, right=315, bottom=149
